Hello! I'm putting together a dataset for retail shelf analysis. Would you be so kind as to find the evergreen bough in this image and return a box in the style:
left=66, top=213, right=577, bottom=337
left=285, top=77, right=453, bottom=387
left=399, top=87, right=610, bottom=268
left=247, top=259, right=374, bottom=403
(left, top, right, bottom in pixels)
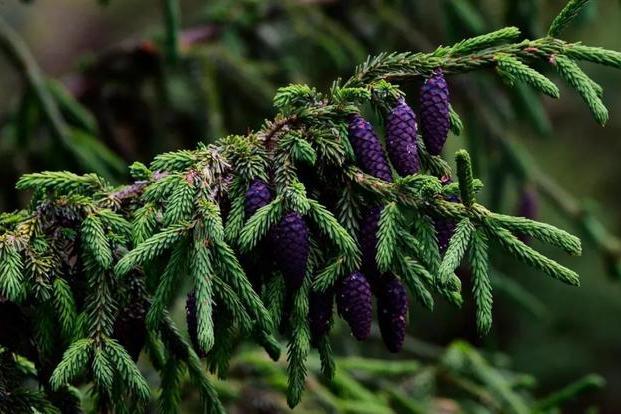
left=1, top=1, right=620, bottom=411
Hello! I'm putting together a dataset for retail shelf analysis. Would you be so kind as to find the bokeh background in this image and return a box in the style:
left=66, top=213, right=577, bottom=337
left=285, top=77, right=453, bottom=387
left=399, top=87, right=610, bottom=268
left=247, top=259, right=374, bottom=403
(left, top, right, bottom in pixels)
left=1, top=0, right=621, bottom=412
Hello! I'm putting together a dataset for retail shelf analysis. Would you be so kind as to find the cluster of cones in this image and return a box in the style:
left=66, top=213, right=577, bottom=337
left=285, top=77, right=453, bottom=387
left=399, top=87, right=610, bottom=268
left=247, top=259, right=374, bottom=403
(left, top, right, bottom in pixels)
left=184, top=71, right=452, bottom=354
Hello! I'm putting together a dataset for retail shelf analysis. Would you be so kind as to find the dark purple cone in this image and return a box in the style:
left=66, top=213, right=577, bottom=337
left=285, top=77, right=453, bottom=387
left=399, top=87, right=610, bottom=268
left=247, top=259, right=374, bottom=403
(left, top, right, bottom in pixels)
left=273, top=212, right=310, bottom=293
left=309, top=288, right=334, bottom=343
left=386, top=99, right=421, bottom=176
left=245, top=179, right=272, bottom=218
left=113, top=276, right=147, bottom=361
left=420, top=70, right=450, bottom=156
left=348, top=114, right=393, bottom=182
left=185, top=291, right=205, bottom=357
left=376, top=275, right=409, bottom=353
left=336, top=271, right=373, bottom=341
left=434, top=216, right=456, bottom=255
left=516, top=185, right=539, bottom=244
left=358, top=206, right=382, bottom=287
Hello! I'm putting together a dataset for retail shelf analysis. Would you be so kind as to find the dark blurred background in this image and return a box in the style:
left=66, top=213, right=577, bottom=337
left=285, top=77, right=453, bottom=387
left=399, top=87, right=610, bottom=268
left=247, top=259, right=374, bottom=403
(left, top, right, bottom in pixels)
left=1, top=0, right=621, bottom=412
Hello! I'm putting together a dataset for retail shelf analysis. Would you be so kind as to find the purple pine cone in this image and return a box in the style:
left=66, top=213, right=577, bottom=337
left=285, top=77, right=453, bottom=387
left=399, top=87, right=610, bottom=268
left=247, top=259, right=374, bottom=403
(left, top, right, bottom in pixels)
left=386, top=99, right=420, bottom=176
left=245, top=179, right=273, bottom=218
left=348, top=114, right=393, bottom=182
left=309, top=288, right=334, bottom=343
left=337, top=271, right=373, bottom=341
left=185, top=291, right=205, bottom=357
left=420, top=70, right=450, bottom=156
left=434, top=217, right=456, bottom=255
left=377, top=276, right=409, bottom=353
left=273, top=212, right=310, bottom=293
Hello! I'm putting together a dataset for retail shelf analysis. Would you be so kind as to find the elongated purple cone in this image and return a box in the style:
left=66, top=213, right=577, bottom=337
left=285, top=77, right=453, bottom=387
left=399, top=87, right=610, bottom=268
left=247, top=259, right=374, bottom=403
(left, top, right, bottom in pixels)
left=348, top=114, right=393, bottom=182
left=434, top=216, right=456, bottom=255
left=113, top=276, right=147, bottom=361
left=245, top=179, right=272, bottom=218
left=337, top=271, right=373, bottom=341
left=386, top=99, right=420, bottom=175
left=185, top=291, right=205, bottom=357
left=377, top=275, right=409, bottom=353
left=273, top=212, right=310, bottom=292
left=420, top=71, right=450, bottom=156
left=358, top=206, right=382, bottom=287
left=309, top=288, right=334, bottom=343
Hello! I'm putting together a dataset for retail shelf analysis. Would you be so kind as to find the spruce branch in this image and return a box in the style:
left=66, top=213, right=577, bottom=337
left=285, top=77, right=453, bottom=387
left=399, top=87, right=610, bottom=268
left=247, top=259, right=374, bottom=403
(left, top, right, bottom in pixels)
left=238, top=198, right=284, bottom=252
left=376, top=202, right=401, bottom=272
left=146, top=240, right=189, bottom=329
left=115, top=223, right=190, bottom=277
left=3, top=16, right=621, bottom=410
left=0, top=242, right=25, bottom=302
left=307, top=198, right=361, bottom=267
left=50, top=339, right=93, bottom=391
left=554, top=54, right=608, bottom=125
left=489, top=212, right=582, bottom=256
left=104, top=338, right=151, bottom=401
left=52, top=278, right=78, bottom=340
left=496, top=54, right=560, bottom=98
left=486, top=223, right=580, bottom=286
left=82, top=214, right=113, bottom=270
left=191, top=233, right=216, bottom=354
left=287, top=277, right=311, bottom=408
left=548, top=0, right=591, bottom=38
left=438, top=218, right=475, bottom=286
left=565, top=44, right=621, bottom=69
left=449, top=104, right=464, bottom=136
left=456, top=150, right=475, bottom=207
left=469, top=230, right=493, bottom=335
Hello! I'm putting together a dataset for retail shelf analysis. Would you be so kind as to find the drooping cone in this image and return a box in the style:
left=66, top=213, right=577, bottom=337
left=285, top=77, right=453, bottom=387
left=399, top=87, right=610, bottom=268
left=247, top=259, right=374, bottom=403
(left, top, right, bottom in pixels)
left=348, top=114, right=393, bottom=182
left=273, top=212, right=310, bottom=293
left=358, top=206, right=382, bottom=287
left=309, top=287, right=334, bottom=343
left=386, top=99, right=420, bottom=176
left=113, top=275, right=148, bottom=361
left=245, top=178, right=273, bottom=218
left=243, top=179, right=274, bottom=289
left=434, top=216, right=456, bottom=255
left=377, top=275, right=409, bottom=353
left=336, top=271, right=373, bottom=341
left=420, top=70, right=450, bottom=156
left=185, top=291, right=205, bottom=357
